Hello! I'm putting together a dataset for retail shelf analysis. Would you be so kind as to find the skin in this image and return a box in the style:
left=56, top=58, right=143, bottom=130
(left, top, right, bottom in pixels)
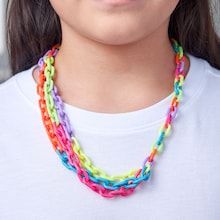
left=33, top=0, right=190, bottom=113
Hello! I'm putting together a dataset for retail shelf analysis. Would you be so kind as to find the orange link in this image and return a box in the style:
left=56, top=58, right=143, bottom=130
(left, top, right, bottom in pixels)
left=148, top=148, right=157, bottom=162
left=135, top=168, right=142, bottom=178
left=37, top=70, right=63, bottom=152
left=171, top=96, right=178, bottom=106
left=175, top=54, right=180, bottom=64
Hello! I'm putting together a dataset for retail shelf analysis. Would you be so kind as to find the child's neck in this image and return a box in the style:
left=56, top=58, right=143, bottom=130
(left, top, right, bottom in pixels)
left=33, top=26, right=190, bottom=113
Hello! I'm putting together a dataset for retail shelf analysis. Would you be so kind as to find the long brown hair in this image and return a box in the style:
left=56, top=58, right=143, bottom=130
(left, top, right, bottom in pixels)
left=6, top=0, right=220, bottom=74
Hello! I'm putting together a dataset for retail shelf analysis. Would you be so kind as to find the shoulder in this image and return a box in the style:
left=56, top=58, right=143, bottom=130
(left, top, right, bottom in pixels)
left=0, top=73, right=16, bottom=91
left=197, top=55, right=220, bottom=98
left=203, top=58, right=220, bottom=80
left=0, top=73, right=19, bottom=108
left=0, top=71, right=25, bottom=106
left=189, top=54, right=220, bottom=93
left=187, top=55, right=220, bottom=125
left=202, top=60, right=220, bottom=117
left=0, top=66, right=39, bottom=131
left=0, top=65, right=37, bottom=104
left=202, top=58, right=220, bottom=97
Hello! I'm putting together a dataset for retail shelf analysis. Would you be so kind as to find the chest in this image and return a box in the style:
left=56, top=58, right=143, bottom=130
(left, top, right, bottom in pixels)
left=1, top=120, right=220, bottom=220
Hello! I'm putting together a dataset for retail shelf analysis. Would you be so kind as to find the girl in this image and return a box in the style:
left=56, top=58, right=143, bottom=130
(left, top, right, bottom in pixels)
left=0, top=0, right=220, bottom=219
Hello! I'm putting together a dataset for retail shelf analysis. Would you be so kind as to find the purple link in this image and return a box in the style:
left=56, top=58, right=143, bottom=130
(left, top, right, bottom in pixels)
left=40, top=47, right=74, bottom=143
left=37, top=58, right=45, bottom=71
left=166, top=107, right=171, bottom=115
left=142, top=156, right=149, bottom=167
left=56, top=96, right=74, bottom=137
left=56, top=95, right=64, bottom=108
left=166, top=107, right=172, bottom=117
left=179, top=60, right=185, bottom=73
left=37, top=48, right=58, bottom=68
left=51, top=88, right=71, bottom=140
left=53, top=48, right=59, bottom=56
left=53, top=85, right=73, bottom=136
left=51, top=86, right=74, bottom=140
left=166, top=106, right=178, bottom=121
left=63, top=114, right=74, bottom=137
left=53, top=85, right=60, bottom=98
left=56, top=113, right=72, bottom=141
left=45, top=50, right=52, bottom=57
left=55, top=94, right=65, bottom=105
left=142, top=156, right=154, bottom=169
left=61, top=121, right=72, bottom=141
left=170, top=106, right=178, bottom=119
left=52, top=90, right=64, bottom=115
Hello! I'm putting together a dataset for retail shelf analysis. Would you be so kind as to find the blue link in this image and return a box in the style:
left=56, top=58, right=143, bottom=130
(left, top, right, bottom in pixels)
left=55, top=149, right=152, bottom=190
left=174, top=82, right=179, bottom=95
left=103, top=182, right=119, bottom=190
left=112, top=177, right=136, bottom=188
left=87, top=174, right=101, bottom=184
left=124, top=183, right=138, bottom=189
left=156, top=131, right=165, bottom=146
left=62, top=160, right=77, bottom=172
left=56, top=150, right=68, bottom=163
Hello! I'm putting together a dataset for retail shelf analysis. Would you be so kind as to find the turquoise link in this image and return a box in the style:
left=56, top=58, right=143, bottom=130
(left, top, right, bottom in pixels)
left=156, top=131, right=165, bottom=145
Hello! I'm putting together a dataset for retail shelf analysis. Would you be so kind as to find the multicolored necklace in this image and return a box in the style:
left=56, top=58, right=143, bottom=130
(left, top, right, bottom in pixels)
left=36, top=38, right=187, bottom=198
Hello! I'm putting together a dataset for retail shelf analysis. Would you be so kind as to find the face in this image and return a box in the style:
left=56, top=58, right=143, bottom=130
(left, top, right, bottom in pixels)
left=49, top=0, right=180, bottom=45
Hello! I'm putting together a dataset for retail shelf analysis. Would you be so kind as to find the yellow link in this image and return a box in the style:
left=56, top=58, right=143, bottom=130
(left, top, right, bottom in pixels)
left=70, top=137, right=139, bottom=181
left=159, top=124, right=165, bottom=133
left=178, top=46, right=183, bottom=59
left=177, top=90, right=183, bottom=102
left=157, top=142, right=164, bottom=154
left=144, top=163, right=151, bottom=174
left=164, top=124, right=171, bottom=137
left=179, top=74, right=184, bottom=85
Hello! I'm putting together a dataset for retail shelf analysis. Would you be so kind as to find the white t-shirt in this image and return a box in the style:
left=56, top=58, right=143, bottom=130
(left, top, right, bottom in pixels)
left=0, top=53, right=220, bottom=220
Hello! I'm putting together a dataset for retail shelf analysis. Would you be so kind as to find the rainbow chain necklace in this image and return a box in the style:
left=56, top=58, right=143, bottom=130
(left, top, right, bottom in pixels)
left=36, top=38, right=187, bottom=198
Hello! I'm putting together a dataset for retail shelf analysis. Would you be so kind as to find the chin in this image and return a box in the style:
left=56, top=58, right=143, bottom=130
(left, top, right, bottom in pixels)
left=82, top=22, right=148, bottom=46
left=90, top=33, right=141, bottom=45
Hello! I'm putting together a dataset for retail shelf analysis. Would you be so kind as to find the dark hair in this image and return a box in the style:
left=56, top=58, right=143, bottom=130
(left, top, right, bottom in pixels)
left=6, top=0, right=220, bottom=74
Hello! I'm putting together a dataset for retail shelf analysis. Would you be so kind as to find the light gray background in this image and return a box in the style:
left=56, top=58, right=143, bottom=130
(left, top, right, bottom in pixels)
left=0, top=0, right=219, bottom=82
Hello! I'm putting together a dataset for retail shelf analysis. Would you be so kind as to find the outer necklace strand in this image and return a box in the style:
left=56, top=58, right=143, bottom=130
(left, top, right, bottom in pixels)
left=36, top=38, right=187, bottom=198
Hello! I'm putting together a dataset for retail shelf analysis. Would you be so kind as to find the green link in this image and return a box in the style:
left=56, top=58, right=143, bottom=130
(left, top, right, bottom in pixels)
left=157, top=142, right=164, bottom=153
left=51, top=108, right=59, bottom=125
left=165, top=124, right=171, bottom=137
left=48, top=93, right=55, bottom=108
left=177, top=90, right=183, bottom=101
left=50, top=66, right=55, bottom=78
left=178, top=46, right=183, bottom=59
left=45, top=66, right=51, bottom=79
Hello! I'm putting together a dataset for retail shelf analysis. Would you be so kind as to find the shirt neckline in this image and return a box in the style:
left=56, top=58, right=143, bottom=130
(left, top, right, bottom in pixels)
left=14, top=53, right=207, bottom=133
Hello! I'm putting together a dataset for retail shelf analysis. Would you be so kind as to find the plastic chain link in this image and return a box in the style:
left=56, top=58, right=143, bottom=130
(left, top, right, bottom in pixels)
left=36, top=38, right=187, bottom=198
